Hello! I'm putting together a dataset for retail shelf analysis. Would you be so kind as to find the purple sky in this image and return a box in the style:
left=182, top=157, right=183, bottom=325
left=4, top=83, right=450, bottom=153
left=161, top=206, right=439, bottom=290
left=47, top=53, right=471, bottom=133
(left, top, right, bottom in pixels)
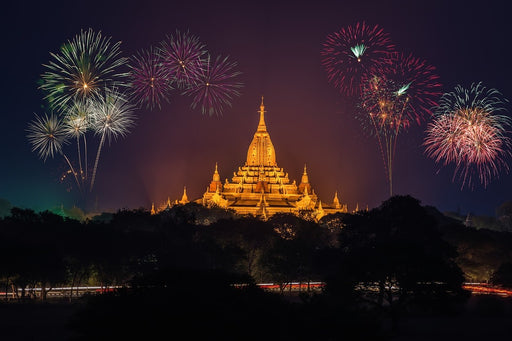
left=1, top=0, right=511, bottom=216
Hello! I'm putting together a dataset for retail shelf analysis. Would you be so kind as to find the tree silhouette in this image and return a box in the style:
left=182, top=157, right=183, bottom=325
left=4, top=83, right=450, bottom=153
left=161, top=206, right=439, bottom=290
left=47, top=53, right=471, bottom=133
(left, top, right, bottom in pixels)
left=491, top=262, right=512, bottom=287
left=329, top=195, right=468, bottom=332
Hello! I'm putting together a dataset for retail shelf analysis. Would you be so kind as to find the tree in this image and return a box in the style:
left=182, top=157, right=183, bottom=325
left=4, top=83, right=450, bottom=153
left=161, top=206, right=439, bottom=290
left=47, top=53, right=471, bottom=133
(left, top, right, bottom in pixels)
left=330, top=195, right=468, bottom=331
left=207, top=217, right=276, bottom=281
left=491, top=262, right=512, bottom=287
left=0, top=198, right=12, bottom=218
left=262, top=214, right=330, bottom=292
left=496, top=201, right=512, bottom=231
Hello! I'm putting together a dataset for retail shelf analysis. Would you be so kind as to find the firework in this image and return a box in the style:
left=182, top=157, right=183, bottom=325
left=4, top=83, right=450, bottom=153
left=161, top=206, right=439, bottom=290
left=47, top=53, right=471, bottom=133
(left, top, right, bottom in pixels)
left=377, top=53, right=441, bottom=124
left=424, top=83, right=511, bottom=188
left=27, top=113, right=68, bottom=161
left=128, top=47, right=173, bottom=110
left=358, top=53, right=441, bottom=195
left=360, top=76, right=405, bottom=195
left=88, top=89, right=135, bottom=191
left=158, top=30, right=206, bottom=89
left=63, top=99, right=90, bottom=181
left=321, top=22, right=394, bottom=96
left=40, top=28, right=128, bottom=111
left=27, top=113, right=81, bottom=189
left=182, top=54, right=243, bottom=116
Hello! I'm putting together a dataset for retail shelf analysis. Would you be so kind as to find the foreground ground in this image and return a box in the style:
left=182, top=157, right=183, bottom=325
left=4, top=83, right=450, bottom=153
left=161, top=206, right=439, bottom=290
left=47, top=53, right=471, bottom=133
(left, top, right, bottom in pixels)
left=0, top=295, right=511, bottom=340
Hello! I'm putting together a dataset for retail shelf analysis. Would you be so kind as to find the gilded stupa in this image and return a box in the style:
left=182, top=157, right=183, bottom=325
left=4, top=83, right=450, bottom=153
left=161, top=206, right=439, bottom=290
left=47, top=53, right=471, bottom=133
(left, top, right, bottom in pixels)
left=198, top=97, right=348, bottom=219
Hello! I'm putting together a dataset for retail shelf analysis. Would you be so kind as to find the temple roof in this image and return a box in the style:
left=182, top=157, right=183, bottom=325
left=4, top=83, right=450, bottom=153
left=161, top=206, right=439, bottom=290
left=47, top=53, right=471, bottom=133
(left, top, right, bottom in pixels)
left=195, top=97, right=349, bottom=219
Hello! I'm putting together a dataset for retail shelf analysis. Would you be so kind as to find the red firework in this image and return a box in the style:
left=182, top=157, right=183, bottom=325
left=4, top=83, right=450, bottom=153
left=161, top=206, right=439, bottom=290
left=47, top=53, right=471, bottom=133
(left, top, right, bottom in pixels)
left=128, top=47, right=173, bottom=110
left=358, top=53, right=441, bottom=195
left=379, top=52, right=442, bottom=124
left=321, top=22, right=394, bottom=96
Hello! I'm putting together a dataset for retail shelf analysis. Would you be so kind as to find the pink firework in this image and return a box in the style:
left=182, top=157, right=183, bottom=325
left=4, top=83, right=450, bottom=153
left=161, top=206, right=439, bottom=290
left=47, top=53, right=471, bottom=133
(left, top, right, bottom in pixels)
left=359, top=74, right=407, bottom=196
left=158, top=30, right=206, bottom=89
left=424, top=83, right=511, bottom=188
left=182, top=54, right=243, bottom=116
left=359, top=53, right=441, bottom=195
left=128, top=47, right=173, bottom=110
left=321, top=22, right=394, bottom=96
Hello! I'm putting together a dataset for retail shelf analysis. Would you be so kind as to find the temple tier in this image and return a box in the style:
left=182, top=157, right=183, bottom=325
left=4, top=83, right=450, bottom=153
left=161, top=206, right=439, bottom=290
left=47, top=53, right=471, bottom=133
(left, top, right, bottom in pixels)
left=200, top=97, right=348, bottom=220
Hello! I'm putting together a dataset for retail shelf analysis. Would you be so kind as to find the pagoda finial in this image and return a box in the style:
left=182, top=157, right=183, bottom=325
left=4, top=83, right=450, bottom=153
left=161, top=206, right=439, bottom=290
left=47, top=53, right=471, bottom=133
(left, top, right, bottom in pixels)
left=213, top=163, right=220, bottom=182
left=258, top=96, right=267, bottom=132
left=180, top=186, right=189, bottom=204
left=301, top=164, right=309, bottom=184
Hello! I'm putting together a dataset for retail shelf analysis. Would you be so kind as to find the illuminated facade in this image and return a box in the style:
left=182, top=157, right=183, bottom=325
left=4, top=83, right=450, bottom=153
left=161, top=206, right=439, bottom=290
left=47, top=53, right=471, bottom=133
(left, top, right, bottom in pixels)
left=198, top=98, right=348, bottom=220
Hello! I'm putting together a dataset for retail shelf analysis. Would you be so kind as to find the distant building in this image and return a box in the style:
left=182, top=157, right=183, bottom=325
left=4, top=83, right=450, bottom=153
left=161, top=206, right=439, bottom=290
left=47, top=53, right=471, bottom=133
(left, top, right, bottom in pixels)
left=153, top=98, right=350, bottom=220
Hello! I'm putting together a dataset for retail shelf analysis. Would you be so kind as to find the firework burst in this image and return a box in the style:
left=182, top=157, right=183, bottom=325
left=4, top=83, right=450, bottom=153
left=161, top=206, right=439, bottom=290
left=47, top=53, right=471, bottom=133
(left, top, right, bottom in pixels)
left=27, top=113, right=68, bottom=161
left=358, top=53, right=441, bottom=195
left=27, top=113, right=82, bottom=190
left=128, top=47, right=173, bottom=110
left=321, top=22, right=394, bottom=96
left=424, top=83, right=511, bottom=188
left=182, top=54, right=243, bottom=116
left=158, top=30, right=206, bottom=89
left=378, top=52, right=442, bottom=124
left=88, top=89, right=136, bottom=191
left=40, top=28, right=129, bottom=111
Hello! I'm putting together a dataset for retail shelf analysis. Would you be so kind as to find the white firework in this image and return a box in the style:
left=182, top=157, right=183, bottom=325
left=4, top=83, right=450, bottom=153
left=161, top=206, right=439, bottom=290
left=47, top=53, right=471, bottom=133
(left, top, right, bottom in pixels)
left=88, top=89, right=136, bottom=191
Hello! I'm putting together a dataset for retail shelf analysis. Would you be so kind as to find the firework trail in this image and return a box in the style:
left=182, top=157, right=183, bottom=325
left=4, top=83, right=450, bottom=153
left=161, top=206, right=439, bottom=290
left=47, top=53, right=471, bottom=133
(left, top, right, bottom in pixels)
left=128, top=46, right=173, bottom=110
left=424, top=83, right=511, bottom=188
left=27, top=113, right=81, bottom=190
left=63, top=99, right=91, bottom=183
left=40, top=28, right=129, bottom=111
left=321, top=22, right=394, bottom=96
left=182, top=54, right=243, bottom=116
left=158, top=30, right=207, bottom=89
left=359, top=53, right=441, bottom=195
left=88, top=89, right=135, bottom=191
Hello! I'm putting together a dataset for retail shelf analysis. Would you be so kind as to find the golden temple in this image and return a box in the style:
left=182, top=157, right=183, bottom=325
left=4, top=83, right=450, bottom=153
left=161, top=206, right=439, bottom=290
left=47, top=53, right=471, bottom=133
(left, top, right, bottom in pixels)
left=153, top=97, right=348, bottom=220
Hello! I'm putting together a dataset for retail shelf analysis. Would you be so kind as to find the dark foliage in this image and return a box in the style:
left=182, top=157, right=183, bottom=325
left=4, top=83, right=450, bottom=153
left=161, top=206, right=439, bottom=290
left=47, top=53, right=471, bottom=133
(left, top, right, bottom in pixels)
left=3, top=197, right=509, bottom=339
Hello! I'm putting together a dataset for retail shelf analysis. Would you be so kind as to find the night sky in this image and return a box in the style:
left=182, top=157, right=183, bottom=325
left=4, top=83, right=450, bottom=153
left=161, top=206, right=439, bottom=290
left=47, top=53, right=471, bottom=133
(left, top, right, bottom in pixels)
left=1, top=0, right=511, bottom=216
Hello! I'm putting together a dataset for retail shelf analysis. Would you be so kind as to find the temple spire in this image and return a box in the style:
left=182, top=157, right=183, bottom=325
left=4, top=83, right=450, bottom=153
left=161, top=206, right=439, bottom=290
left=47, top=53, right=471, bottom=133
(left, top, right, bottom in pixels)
left=247, top=97, right=276, bottom=167
left=257, top=96, right=267, bottom=132
left=179, top=186, right=189, bottom=204
left=213, top=162, right=220, bottom=182
left=301, top=164, right=309, bottom=183
left=333, top=191, right=341, bottom=209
